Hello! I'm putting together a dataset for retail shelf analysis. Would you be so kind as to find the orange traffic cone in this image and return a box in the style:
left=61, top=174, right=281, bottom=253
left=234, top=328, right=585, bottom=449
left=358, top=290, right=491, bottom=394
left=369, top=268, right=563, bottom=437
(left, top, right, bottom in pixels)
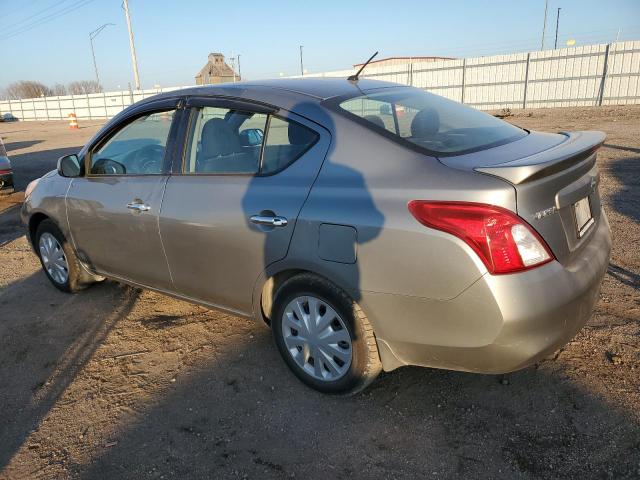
left=68, top=113, right=79, bottom=129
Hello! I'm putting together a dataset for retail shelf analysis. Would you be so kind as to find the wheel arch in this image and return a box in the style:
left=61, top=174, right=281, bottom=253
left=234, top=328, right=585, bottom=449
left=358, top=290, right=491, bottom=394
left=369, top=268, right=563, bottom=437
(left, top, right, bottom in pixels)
left=253, top=263, right=358, bottom=326
left=28, top=212, right=52, bottom=248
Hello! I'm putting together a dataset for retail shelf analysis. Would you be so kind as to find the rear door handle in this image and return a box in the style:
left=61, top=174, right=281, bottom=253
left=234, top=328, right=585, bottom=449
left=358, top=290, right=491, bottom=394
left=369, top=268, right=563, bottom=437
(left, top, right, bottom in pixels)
left=127, top=202, right=151, bottom=212
left=250, top=214, right=288, bottom=227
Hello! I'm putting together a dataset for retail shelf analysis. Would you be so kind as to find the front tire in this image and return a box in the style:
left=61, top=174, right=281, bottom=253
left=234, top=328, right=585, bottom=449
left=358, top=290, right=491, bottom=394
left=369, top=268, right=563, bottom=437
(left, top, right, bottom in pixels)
left=35, top=219, right=96, bottom=293
left=272, top=273, right=382, bottom=395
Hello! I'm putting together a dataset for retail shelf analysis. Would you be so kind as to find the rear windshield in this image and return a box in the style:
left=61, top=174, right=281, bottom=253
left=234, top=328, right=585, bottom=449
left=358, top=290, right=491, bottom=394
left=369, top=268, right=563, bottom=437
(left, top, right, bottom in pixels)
left=337, top=88, right=527, bottom=155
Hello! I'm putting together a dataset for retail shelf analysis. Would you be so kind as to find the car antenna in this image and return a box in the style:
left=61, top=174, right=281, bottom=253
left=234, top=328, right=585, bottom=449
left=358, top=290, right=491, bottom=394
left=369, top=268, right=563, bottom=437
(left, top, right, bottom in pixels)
left=348, top=51, right=379, bottom=82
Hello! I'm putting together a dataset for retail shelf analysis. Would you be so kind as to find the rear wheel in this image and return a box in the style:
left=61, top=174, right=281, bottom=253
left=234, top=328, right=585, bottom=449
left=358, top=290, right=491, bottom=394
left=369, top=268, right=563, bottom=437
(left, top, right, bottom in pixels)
left=272, top=273, right=381, bottom=395
left=35, top=219, right=98, bottom=293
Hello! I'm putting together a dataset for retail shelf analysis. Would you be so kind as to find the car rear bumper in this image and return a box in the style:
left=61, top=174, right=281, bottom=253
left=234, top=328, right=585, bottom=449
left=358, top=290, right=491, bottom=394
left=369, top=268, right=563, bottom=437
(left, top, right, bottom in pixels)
left=363, top=209, right=612, bottom=374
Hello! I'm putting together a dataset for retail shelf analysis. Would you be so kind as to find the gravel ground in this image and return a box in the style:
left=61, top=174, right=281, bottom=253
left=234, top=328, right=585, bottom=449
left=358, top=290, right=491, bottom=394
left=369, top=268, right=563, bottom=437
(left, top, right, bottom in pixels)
left=0, top=107, right=638, bottom=480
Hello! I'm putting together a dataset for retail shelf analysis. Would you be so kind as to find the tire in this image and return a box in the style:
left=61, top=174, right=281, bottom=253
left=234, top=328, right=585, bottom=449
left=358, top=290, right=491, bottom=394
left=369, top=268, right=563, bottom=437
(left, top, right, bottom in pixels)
left=35, top=219, right=97, bottom=293
left=272, top=273, right=382, bottom=395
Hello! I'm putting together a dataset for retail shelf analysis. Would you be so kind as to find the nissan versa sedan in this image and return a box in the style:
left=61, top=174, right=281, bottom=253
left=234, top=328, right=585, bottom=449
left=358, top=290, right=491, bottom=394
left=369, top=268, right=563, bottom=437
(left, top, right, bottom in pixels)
left=22, top=78, right=611, bottom=394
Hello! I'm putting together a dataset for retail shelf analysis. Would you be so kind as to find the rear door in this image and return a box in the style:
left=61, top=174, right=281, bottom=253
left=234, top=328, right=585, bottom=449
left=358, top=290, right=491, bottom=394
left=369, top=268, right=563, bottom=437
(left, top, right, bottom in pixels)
left=66, top=99, right=182, bottom=289
left=159, top=98, right=329, bottom=313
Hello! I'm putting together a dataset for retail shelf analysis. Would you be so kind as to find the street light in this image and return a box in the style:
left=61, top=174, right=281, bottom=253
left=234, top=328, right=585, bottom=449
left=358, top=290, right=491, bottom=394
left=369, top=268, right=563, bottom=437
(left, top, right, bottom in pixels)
left=89, top=23, right=115, bottom=88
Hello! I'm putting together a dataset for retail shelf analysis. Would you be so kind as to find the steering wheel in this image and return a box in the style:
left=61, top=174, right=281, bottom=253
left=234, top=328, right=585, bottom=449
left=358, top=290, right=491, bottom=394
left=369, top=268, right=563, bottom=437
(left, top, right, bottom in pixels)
left=130, top=144, right=165, bottom=174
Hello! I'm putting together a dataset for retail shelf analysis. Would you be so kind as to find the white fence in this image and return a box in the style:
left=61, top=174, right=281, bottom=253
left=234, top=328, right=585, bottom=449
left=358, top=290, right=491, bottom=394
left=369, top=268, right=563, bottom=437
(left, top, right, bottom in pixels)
left=1, top=40, right=639, bottom=121
left=303, top=40, right=640, bottom=110
left=0, top=85, right=193, bottom=122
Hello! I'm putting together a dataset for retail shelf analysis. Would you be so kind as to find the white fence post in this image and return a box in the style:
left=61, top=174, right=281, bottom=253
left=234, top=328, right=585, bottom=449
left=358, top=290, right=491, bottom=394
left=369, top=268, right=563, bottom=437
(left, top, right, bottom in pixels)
left=523, top=53, right=531, bottom=109
left=597, top=44, right=611, bottom=106
left=461, top=58, right=466, bottom=104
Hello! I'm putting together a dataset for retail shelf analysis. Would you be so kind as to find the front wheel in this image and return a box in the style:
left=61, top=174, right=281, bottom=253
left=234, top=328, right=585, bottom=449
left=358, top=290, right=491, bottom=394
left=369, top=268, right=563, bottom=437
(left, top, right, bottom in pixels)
left=272, top=273, right=382, bottom=395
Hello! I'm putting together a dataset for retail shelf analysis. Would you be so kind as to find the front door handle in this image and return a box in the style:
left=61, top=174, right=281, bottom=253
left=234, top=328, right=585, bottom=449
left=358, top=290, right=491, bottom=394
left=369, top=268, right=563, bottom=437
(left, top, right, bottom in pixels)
left=250, top=214, right=288, bottom=227
left=127, top=201, right=151, bottom=212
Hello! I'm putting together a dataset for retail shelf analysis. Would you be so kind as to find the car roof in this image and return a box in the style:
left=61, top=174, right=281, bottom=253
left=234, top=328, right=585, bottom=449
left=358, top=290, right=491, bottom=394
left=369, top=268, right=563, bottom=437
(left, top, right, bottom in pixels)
left=146, top=78, right=401, bottom=103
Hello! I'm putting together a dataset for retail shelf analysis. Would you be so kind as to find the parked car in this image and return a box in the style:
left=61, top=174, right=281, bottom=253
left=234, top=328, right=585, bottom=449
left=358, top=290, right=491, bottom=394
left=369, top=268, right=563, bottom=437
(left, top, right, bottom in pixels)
left=0, top=138, right=14, bottom=191
left=22, top=78, right=611, bottom=394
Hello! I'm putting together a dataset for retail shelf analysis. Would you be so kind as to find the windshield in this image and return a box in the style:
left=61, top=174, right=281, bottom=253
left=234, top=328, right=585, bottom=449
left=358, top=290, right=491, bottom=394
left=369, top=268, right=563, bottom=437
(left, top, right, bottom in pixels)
left=337, top=88, right=527, bottom=155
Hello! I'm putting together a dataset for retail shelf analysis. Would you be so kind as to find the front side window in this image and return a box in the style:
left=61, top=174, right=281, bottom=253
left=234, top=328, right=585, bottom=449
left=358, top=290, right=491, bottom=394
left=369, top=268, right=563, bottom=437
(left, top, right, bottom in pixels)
left=184, top=106, right=318, bottom=175
left=90, top=110, right=175, bottom=175
left=338, top=89, right=527, bottom=155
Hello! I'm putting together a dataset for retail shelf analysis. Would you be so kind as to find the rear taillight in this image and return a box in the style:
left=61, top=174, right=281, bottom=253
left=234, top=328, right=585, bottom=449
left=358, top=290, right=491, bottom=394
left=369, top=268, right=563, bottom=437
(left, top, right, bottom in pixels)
left=407, top=201, right=554, bottom=274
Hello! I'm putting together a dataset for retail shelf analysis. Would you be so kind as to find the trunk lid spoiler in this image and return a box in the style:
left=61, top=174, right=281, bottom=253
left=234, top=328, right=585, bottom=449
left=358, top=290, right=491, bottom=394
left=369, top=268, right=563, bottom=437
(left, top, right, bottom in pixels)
left=474, top=131, right=605, bottom=185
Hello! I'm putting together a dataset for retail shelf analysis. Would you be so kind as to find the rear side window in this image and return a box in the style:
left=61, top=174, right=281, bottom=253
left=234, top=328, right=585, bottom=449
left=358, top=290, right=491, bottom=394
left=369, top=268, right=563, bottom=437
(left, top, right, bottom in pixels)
left=262, top=117, right=318, bottom=174
left=338, top=89, right=526, bottom=155
left=184, top=107, right=318, bottom=175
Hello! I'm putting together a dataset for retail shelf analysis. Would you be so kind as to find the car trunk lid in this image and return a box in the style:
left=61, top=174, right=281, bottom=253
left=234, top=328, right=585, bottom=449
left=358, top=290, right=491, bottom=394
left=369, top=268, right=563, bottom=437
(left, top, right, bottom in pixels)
left=439, top=130, right=606, bottom=265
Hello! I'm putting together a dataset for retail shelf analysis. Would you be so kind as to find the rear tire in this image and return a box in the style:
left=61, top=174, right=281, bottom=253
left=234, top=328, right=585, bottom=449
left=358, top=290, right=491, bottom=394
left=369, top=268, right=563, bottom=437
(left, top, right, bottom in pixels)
left=35, top=219, right=97, bottom=293
left=272, top=273, right=381, bottom=395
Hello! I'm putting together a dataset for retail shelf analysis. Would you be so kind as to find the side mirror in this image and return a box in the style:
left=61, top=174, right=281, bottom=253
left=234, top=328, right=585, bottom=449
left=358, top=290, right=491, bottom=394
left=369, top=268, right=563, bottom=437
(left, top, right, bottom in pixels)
left=57, top=154, right=81, bottom=178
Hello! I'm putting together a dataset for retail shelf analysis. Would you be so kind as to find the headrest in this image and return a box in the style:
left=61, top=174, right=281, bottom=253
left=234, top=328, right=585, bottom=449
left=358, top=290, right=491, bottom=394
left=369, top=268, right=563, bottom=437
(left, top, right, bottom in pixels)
left=201, top=118, right=242, bottom=157
left=410, top=108, right=440, bottom=137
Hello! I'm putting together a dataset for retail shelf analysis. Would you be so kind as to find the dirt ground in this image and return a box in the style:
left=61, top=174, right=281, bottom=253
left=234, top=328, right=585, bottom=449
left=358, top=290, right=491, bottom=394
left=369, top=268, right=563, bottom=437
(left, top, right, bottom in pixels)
left=0, top=107, right=638, bottom=480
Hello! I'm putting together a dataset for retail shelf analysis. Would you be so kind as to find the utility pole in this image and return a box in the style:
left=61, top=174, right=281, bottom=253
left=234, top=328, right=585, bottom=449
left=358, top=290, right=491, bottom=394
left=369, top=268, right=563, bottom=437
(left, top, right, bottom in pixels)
left=89, top=23, right=114, bottom=88
left=299, top=45, right=304, bottom=76
left=237, top=54, right=242, bottom=79
left=541, top=0, right=548, bottom=50
left=554, top=8, right=561, bottom=49
left=122, top=0, right=141, bottom=90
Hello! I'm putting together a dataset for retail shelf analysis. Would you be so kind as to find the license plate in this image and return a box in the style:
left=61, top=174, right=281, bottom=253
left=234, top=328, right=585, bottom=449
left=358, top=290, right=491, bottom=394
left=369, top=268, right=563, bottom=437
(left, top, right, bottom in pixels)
left=574, top=196, right=594, bottom=238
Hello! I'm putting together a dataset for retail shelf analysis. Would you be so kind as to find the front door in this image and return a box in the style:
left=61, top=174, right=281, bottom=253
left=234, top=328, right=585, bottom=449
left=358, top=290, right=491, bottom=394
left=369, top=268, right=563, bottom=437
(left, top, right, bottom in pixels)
left=159, top=101, right=329, bottom=314
left=67, top=104, right=180, bottom=289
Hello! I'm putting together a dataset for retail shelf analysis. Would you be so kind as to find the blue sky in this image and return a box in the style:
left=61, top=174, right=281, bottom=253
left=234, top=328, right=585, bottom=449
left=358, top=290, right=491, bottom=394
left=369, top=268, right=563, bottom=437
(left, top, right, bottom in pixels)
left=1, top=0, right=639, bottom=91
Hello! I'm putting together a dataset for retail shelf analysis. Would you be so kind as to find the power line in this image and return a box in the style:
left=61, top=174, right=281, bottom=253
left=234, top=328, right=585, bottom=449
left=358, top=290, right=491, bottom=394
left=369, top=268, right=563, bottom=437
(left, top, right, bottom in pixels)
left=1, top=0, right=72, bottom=31
left=0, top=1, right=58, bottom=20
left=3, top=0, right=94, bottom=38
left=2, top=0, right=97, bottom=40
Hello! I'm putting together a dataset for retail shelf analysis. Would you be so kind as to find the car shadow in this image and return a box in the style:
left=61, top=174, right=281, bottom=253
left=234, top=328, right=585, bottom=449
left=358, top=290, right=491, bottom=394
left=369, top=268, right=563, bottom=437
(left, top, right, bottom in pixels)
left=72, top=320, right=640, bottom=479
left=0, top=275, right=140, bottom=471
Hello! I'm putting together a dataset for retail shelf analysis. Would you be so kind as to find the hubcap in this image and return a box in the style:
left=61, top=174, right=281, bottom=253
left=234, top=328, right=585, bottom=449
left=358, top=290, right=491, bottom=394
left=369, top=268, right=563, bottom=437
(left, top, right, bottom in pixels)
left=39, top=232, right=68, bottom=284
left=282, top=296, right=352, bottom=381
